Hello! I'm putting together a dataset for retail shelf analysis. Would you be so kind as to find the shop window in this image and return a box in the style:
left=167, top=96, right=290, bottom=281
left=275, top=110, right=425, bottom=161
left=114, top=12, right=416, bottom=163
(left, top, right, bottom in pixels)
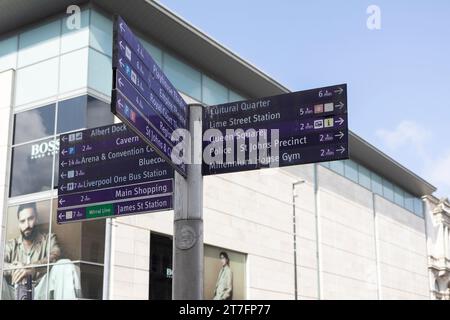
left=86, top=96, right=114, bottom=128
left=57, top=96, right=88, bottom=134
left=148, top=233, right=247, bottom=300
left=13, top=104, right=55, bottom=144
left=204, top=245, right=246, bottom=300
left=2, top=201, right=51, bottom=300
left=9, top=138, right=56, bottom=197
left=2, top=200, right=105, bottom=300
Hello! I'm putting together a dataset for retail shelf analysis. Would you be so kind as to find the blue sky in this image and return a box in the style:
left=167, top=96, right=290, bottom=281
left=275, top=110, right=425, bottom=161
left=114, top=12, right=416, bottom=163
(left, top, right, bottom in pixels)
left=159, top=0, right=450, bottom=198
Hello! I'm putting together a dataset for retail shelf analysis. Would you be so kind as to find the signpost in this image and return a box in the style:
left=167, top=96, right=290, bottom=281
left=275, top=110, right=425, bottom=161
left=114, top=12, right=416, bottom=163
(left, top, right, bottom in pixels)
left=202, top=84, right=349, bottom=175
left=111, top=15, right=188, bottom=177
left=56, top=15, right=350, bottom=300
left=57, top=123, right=174, bottom=224
left=110, top=16, right=203, bottom=300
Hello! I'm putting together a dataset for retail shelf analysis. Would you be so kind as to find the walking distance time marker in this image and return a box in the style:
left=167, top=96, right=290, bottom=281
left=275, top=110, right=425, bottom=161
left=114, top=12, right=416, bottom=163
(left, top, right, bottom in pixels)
left=202, top=84, right=349, bottom=175
left=56, top=123, right=174, bottom=224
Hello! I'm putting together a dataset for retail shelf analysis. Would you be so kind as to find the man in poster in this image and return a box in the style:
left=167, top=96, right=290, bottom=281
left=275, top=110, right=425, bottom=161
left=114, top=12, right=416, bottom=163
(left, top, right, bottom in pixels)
left=213, top=251, right=233, bottom=300
left=1, top=203, right=81, bottom=299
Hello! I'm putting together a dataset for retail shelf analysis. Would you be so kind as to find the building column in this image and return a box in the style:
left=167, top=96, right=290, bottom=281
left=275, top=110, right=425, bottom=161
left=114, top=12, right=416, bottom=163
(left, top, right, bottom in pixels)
left=0, top=69, right=15, bottom=299
left=444, top=225, right=449, bottom=259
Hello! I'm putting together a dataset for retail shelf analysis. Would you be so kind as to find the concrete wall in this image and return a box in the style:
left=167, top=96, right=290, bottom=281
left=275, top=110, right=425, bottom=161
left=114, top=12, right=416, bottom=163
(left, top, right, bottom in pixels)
left=109, top=163, right=431, bottom=300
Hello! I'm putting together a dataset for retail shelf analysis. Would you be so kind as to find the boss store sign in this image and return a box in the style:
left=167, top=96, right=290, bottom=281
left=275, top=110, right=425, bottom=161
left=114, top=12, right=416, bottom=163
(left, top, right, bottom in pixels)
left=30, top=139, right=59, bottom=160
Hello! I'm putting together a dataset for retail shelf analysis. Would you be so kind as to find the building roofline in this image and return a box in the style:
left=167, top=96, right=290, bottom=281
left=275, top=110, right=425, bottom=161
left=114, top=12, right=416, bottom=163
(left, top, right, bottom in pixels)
left=0, top=0, right=437, bottom=196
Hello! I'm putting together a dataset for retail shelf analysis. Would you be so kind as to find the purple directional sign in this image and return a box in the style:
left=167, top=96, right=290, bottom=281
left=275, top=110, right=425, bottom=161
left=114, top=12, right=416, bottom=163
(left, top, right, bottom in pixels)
left=57, top=123, right=174, bottom=224
left=111, top=15, right=187, bottom=177
left=202, top=84, right=349, bottom=175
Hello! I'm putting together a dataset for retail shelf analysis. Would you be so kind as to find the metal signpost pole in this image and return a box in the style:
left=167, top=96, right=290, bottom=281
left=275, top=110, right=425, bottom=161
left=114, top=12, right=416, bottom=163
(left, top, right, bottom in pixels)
left=173, top=103, right=204, bottom=300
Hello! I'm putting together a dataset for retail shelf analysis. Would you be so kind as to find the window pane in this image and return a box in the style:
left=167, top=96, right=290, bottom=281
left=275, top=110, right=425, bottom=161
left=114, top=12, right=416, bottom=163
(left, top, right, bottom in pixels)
left=61, top=9, right=90, bottom=54
left=18, top=20, right=60, bottom=68
left=358, top=165, right=371, bottom=189
left=14, top=104, right=56, bottom=144
left=321, top=161, right=330, bottom=169
left=382, top=179, right=394, bottom=201
left=163, top=53, right=201, bottom=100
left=50, top=199, right=105, bottom=263
left=59, top=48, right=88, bottom=94
left=414, top=198, right=423, bottom=217
left=0, top=35, right=18, bottom=72
left=44, top=262, right=103, bottom=300
left=89, top=10, right=112, bottom=56
left=229, top=90, right=245, bottom=102
left=202, top=75, right=228, bottom=105
left=371, top=173, right=383, bottom=195
left=87, top=96, right=114, bottom=128
left=15, top=58, right=59, bottom=106
left=10, top=138, right=56, bottom=197
left=3, top=201, right=51, bottom=300
left=88, top=49, right=112, bottom=97
left=139, top=37, right=162, bottom=67
left=344, top=160, right=358, bottom=183
left=57, top=96, right=87, bottom=134
left=78, top=263, right=104, bottom=300
left=404, top=192, right=414, bottom=212
left=329, top=160, right=344, bottom=175
left=393, top=185, right=404, bottom=207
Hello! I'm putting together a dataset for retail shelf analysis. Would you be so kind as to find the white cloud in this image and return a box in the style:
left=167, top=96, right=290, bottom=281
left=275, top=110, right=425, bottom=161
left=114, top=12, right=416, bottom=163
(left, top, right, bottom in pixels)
left=376, top=120, right=431, bottom=158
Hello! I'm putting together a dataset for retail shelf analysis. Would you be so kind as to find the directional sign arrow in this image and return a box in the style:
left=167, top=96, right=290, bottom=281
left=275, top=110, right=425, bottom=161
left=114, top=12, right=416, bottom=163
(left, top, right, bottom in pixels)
left=58, top=212, right=65, bottom=220
left=334, top=87, right=344, bottom=95
left=119, top=40, right=125, bottom=51
left=60, top=172, right=67, bottom=179
left=335, top=101, right=345, bottom=110
left=336, top=117, right=345, bottom=125
left=61, top=135, right=68, bottom=142
left=60, top=185, right=66, bottom=191
left=337, top=146, right=346, bottom=154
left=61, top=149, right=68, bottom=156
left=334, top=131, right=345, bottom=140
left=119, top=58, right=125, bottom=68
left=61, top=161, right=67, bottom=168
left=120, top=22, right=125, bottom=33
left=118, top=98, right=124, bottom=109
left=118, top=77, right=124, bottom=88
left=59, top=198, right=66, bottom=206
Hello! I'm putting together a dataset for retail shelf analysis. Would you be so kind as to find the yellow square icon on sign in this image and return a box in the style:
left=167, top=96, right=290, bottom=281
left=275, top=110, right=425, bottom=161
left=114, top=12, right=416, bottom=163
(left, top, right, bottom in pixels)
left=324, top=118, right=334, bottom=128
